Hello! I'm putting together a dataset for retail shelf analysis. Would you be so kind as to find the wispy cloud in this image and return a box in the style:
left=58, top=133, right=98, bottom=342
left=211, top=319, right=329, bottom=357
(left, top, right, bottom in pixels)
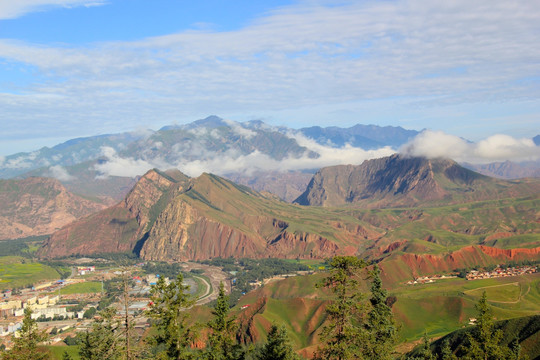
left=47, top=164, right=75, bottom=181
left=0, top=0, right=107, bottom=19
left=0, top=0, right=539, bottom=145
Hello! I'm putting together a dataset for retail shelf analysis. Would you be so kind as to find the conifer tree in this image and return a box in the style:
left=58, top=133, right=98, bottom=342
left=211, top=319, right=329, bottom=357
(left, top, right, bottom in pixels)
left=418, top=331, right=435, bottom=360
left=147, top=273, right=199, bottom=360
left=61, top=351, right=73, bottom=360
left=205, top=282, right=244, bottom=360
left=461, top=292, right=507, bottom=360
left=507, top=337, right=528, bottom=360
left=78, top=307, right=123, bottom=360
left=1, top=307, right=47, bottom=360
left=314, top=256, right=366, bottom=360
left=362, top=265, right=397, bottom=360
left=440, top=339, right=457, bottom=360
left=256, top=324, right=300, bottom=360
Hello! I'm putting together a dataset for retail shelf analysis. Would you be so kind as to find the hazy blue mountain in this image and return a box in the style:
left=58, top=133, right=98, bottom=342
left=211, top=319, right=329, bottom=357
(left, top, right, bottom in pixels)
left=0, top=132, right=144, bottom=178
left=297, top=124, right=419, bottom=149
left=1, top=116, right=538, bottom=202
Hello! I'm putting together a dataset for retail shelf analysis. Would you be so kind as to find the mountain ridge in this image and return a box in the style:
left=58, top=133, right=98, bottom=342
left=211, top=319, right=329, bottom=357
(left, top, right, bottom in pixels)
left=294, top=154, right=539, bottom=208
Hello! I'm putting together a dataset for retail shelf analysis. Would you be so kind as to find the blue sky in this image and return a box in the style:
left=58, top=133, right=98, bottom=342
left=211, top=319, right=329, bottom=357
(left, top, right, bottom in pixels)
left=0, top=0, right=539, bottom=156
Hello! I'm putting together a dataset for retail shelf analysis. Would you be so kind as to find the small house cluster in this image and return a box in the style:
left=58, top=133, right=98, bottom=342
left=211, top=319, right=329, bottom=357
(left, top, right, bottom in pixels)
left=406, top=274, right=457, bottom=285
left=466, top=266, right=537, bottom=281
left=77, top=266, right=96, bottom=275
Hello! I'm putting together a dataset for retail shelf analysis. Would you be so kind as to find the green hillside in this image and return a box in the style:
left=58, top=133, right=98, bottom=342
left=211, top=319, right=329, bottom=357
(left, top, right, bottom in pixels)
left=228, top=271, right=540, bottom=354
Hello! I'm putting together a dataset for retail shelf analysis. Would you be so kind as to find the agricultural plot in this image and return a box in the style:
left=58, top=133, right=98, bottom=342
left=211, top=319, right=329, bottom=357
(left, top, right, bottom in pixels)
left=0, top=256, right=60, bottom=290
left=60, top=281, right=103, bottom=294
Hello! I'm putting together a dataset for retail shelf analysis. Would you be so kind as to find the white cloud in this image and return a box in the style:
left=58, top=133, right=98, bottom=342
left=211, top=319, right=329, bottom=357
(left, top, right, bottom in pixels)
left=92, top=129, right=397, bottom=178
left=2, top=152, right=39, bottom=169
left=400, top=130, right=540, bottom=163
left=223, top=119, right=257, bottom=139
left=93, top=147, right=158, bottom=179
left=48, top=165, right=75, bottom=181
left=0, top=0, right=107, bottom=19
left=89, top=128, right=540, bottom=180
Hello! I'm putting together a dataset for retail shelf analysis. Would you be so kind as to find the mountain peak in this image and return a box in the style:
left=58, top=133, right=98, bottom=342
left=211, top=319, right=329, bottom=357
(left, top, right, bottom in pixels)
left=185, top=115, right=227, bottom=129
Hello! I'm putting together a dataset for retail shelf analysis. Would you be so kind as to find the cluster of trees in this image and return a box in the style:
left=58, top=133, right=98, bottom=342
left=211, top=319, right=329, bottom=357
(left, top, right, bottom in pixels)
left=313, top=256, right=398, bottom=360
left=201, top=257, right=310, bottom=305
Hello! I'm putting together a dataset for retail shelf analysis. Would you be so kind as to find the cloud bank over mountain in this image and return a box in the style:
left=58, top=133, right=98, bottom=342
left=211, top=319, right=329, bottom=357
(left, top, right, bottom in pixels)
left=93, top=130, right=540, bottom=179
left=400, top=130, right=540, bottom=164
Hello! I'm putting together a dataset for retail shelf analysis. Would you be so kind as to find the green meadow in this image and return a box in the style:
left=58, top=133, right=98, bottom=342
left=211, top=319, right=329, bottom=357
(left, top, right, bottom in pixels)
left=59, top=281, right=103, bottom=294
left=390, top=273, right=540, bottom=340
left=0, top=256, right=60, bottom=290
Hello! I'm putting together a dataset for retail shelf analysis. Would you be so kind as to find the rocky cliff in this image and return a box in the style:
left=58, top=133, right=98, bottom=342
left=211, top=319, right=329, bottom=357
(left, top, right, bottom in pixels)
left=0, top=177, right=107, bottom=240
left=39, top=169, right=189, bottom=257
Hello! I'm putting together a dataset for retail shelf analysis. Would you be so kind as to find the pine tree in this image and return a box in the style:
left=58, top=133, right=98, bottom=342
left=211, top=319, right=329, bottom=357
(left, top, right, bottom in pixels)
left=61, top=351, right=73, bottom=360
left=2, top=307, right=48, bottom=360
left=78, top=307, right=123, bottom=360
left=439, top=339, right=457, bottom=360
left=205, top=282, right=244, bottom=360
left=146, top=273, right=199, bottom=360
left=314, top=256, right=366, bottom=360
left=362, top=265, right=397, bottom=360
left=256, top=324, right=300, bottom=360
left=419, top=331, right=435, bottom=360
left=508, top=337, right=528, bottom=360
left=462, top=292, right=506, bottom=360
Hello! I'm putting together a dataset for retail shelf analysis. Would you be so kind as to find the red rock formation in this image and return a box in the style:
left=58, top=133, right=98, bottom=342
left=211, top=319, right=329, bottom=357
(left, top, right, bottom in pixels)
left=0, top=177, right=107, bottom=240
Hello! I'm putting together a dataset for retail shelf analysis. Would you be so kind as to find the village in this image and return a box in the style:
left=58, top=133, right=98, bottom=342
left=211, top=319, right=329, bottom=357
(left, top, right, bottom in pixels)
left=464, top=265, right=537, bottom=280
left=405, top=265, right=538, bottom=285
left=0, top=264, right=159, bottom=346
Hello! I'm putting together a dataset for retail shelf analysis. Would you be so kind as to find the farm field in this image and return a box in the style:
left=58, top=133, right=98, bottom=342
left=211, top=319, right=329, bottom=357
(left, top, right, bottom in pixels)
left=47, top=345, right=80, bottom=360
left=0, top=256, right=60, bottom=290
left=59, top=281, right=103, bottom=295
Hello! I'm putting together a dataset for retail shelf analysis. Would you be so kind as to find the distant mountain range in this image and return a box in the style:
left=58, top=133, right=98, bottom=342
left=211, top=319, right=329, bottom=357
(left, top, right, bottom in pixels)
left=0, top=115, right=416, bottom=178
left=0, top=116, right=419, bottom=201
left=1, top=116, right=539, bottom=203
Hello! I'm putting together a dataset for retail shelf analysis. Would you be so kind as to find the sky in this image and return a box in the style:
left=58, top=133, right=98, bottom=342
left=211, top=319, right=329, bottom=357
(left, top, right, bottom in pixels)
left=0, top=0, right=539, bottom=157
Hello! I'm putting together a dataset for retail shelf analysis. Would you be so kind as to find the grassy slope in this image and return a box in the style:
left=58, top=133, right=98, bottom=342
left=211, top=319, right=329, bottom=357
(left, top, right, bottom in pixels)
left=179, top=175, right=539, bottom=259
left=228, top=271, right=540, bottom=353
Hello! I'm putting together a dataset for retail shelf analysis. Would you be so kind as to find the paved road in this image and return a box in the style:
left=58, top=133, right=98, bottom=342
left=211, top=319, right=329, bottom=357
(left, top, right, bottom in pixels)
left=183, top=262, right=230, bottom=305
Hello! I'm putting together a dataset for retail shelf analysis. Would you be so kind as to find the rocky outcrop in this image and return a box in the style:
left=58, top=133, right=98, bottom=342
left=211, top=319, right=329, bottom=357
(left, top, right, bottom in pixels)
left=0, top=177, right=107, bottom=240
left=39, top=169, right=187, bottom=257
